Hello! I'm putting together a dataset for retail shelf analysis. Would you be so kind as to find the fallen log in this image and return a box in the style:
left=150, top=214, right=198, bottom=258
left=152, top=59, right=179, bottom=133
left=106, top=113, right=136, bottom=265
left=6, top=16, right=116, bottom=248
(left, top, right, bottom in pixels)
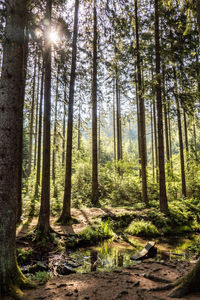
left=131, top=241, right=157, bottom=260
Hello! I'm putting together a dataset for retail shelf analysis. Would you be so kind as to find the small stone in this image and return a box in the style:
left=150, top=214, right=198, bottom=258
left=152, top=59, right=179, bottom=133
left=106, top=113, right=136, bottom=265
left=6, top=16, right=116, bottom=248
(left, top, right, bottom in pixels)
left=57, top=283, right=67, bottom=288
left=74, top=289, right=78, bottom=293
left=65, top=292, right=73, bottom=296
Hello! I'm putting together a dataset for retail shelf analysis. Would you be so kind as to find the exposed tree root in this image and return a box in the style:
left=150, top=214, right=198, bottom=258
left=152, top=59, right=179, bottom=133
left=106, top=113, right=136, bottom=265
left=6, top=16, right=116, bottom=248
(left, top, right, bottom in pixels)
left=144, top=273, right=172, bottom=284
left=168, top=260, right=200, bottom=298
left=1, top=265, right=35, bottom=300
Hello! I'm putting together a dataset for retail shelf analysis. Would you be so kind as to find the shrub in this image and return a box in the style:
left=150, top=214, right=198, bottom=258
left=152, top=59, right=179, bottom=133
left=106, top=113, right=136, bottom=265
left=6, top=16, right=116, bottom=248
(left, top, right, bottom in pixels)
left=125, top=220, right=159, bottom=237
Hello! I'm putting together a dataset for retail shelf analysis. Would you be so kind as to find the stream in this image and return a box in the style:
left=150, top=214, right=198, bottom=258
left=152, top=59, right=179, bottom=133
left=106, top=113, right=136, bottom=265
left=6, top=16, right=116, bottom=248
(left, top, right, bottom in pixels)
left=67, top=233, right=199, bottom=273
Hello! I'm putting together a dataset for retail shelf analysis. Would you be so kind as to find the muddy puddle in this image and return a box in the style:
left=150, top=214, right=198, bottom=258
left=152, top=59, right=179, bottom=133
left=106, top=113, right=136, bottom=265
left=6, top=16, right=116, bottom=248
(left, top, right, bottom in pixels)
left=67, top=234, right=199, bottom=273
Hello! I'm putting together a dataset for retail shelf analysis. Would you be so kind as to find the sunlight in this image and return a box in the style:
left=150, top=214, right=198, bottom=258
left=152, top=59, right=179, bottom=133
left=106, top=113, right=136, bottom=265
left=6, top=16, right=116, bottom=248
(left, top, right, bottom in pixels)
left=48, top=30, right=60, bottom=44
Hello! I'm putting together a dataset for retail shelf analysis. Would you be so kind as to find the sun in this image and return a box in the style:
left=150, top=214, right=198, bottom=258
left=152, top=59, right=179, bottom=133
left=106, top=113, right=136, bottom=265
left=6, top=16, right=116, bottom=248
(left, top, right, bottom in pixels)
left=49, top=30, right=60, bottom=44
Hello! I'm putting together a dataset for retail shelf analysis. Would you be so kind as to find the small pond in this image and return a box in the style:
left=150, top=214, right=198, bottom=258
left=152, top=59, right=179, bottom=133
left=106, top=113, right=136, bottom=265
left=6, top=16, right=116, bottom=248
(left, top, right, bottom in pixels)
left=67, top=234, right=199, bottom=273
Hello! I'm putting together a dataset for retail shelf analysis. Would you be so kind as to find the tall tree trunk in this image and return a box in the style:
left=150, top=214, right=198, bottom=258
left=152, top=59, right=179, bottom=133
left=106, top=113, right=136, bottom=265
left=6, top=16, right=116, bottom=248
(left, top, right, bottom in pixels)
left=28, top=55, right=37, bottom=177
left=52, top=66, right=59, bottom=186
left=77, top=100, right=81, bottom=151
left=135, top=74, right=141, bottom=176
left=116, top=65, right=122, bottom=162
left=92, top=0, right=99, bottom=205
left=151, top=66, right=158, bottom=181
left=162, top=63, right=170, bottom=162
left=35, top=61, right=44, bottom=197
left=37, top=0, right=52, bottom=234
left=60, top=0, right=79, bottom=222
left=173, top=67, right=187, bottom=197
left=34, top=57, right=41, bottom=169
left=183, top=110, right=189, bottom=153
left=193, top=118, right=198, bottom=161
left=16, top=31, right=29, bottom=224
left=113, top=80, right=116, bottom=162
left=62, top=84, right=67, bottom=166
left=98, top=106, right=101, bottom=162
left=154, top=0, right=168, bottom=213
left=168, top=101, right=173, bottom=170
left=135, top=0, right=148, bottom=203
left=151, top=104, right=155, bottom=181
left=0, top=0, right=33, bottom=297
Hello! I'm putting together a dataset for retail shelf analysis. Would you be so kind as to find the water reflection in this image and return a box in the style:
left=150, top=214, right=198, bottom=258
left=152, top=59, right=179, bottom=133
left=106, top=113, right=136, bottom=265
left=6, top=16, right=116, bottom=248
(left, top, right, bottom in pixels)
left=69, top=234, right=198, bottom=273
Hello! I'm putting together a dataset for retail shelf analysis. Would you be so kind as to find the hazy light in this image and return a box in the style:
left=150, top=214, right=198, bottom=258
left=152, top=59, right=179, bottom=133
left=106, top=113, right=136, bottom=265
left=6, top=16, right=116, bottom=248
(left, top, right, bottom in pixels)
left=48, top=30, right=60, bottom=44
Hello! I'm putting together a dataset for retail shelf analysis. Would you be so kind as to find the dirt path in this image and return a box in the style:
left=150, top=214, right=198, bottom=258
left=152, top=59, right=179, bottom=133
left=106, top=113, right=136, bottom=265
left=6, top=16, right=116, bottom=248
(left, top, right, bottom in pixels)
left=24, top=260, right=199, bottom=300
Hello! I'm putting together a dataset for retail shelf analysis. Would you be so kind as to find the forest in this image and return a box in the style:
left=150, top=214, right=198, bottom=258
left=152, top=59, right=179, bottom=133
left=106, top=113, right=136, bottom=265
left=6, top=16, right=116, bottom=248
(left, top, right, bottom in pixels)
left=1, top=0, right=200, bottom=299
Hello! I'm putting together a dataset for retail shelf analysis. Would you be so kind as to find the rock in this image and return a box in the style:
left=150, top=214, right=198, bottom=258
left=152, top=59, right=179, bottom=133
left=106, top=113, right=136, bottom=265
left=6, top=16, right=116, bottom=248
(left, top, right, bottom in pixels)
left=116, top=291, right=128, bottom=298
left=57, top=283, right=67, bottom=288
left=65, top=292, right=73, bottom=296
left=29, top=262, right=49, bottom=273
left=57, top=263, right=76, bottom=275
left=74, top=289, right=78, bottom=293
left=84, top=296, right=89, bottom=299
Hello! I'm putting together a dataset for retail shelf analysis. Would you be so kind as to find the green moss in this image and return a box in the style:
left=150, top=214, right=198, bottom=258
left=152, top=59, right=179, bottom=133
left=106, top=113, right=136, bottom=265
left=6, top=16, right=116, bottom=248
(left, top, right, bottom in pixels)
left=17, top=248, right=33, bottom=265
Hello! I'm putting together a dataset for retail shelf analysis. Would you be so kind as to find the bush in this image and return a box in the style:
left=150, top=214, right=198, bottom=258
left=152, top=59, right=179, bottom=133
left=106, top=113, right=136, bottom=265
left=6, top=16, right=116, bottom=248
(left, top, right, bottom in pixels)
left=125, top=220, right=159, bottom=237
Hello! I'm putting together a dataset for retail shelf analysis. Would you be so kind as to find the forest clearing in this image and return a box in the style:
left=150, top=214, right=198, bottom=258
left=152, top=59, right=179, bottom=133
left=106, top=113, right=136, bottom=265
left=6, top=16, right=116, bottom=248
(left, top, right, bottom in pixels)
left=1, top=0, right=200, bottom=299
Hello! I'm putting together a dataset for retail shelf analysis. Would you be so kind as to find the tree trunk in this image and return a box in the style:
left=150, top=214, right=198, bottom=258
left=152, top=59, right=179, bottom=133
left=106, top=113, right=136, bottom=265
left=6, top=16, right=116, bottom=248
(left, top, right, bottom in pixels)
left=77, top=100, right=81, bottom=151
left=197, top=0, right=200, bottom=44
left=34, top=57, right=41, bottom=169
left=60, top=0, right=79, bottom=222
left=92, top=0, right=99, bottom=205
left=113, top=79, right=116, bottom=162
left=52, top=66, right=59, bottom=187
left=151, top=105, right=155, bottom=181
left=154, top=0, right=168, bottom=213
left=28, top=55, right=37, bottom=177
left=62, top=84, right=67, bottom=166
left=0, top=0, right=34, bottom=297
left=193, top=118, right=198, bottom=161
left=16, top=31, right=29, bottom=224
left=135, top=0, right=148, bottom=203
left=37, top=0, right=52, bottom=235
left=35, top=60, right=44, bottom=197
left=173, top=66, right=187, bottom=197
left=162, top=62, right=170, bottom=162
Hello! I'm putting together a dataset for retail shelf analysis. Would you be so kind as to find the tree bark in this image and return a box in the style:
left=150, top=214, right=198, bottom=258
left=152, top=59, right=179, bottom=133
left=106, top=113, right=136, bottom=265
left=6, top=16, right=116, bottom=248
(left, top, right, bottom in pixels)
left=60, top=0, right=79, bottom=222
left=28, top=55, right=37, bottom=177
left=16, top=31, right=29, bottom=224
left=92, top=0, right=99, bottom=205
left=35, top=59, right=44, bottom=197
left=62, top=83, right=67, bottom=166
left=52, top=66, right=59, bottom=185
left=0, top=0, right=34, bottom=297
left=135, top=0, right=148, bottom=203
left=154, top=0, right=168, bottom=213
left=173, top=66, right=187, bottom=197
left=113, top=79, right=116, bottom=162
left=34, top=57, right=41, bottom=169
left=37, top=0, right=52, bottom=234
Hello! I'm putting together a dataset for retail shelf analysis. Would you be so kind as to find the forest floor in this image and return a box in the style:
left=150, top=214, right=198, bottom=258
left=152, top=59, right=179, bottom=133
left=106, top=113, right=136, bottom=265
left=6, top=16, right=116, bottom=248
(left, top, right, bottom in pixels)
left=9, top=208, right=200, bottom=299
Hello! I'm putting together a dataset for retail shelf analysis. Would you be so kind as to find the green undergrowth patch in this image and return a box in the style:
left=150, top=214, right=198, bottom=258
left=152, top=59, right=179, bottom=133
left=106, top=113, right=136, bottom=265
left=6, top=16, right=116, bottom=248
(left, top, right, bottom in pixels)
left=125, top=220, right=159, bottom=237
left=66, top=220, right=114, bottom=248
left=17, top=248, right=33, bottom=265
left=29, top=271, right=52, bottom=285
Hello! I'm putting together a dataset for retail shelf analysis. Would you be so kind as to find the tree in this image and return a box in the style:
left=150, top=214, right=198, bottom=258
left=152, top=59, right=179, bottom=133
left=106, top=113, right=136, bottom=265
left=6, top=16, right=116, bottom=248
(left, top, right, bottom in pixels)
left=0, top=0, right=34, bottom=297
left=37, top=0, right=52, bottom=235
left=135, top=0, right=148, bottom=203
left=59, top=0, right=80, bottom=223
left=91, top=0, right=99, bottom=205
left=154, top=0, right=168, bottom=214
